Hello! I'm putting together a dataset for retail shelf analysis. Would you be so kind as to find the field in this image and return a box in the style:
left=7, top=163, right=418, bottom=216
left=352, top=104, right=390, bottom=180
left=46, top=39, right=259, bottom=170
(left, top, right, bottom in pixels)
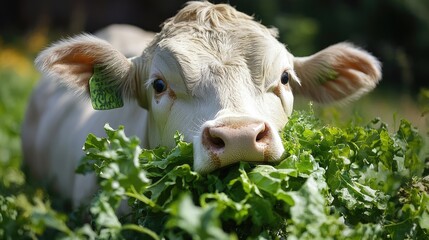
left=0, top=36, right=39, bottom=192
left=0, top=33, right=428, bottom=239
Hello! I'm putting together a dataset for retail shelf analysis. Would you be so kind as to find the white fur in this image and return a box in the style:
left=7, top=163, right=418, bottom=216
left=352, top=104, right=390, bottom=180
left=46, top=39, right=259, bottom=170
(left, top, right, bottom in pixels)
left=22, top=2, right=381, bottom=207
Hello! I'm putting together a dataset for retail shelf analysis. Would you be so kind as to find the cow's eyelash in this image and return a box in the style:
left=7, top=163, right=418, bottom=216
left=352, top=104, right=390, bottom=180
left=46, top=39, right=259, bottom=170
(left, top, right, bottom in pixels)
left=288, top=69, right=300, bottom=85
left=265, top=68, right=289, bottom=91
left=145, top=74, right=166, bottom=88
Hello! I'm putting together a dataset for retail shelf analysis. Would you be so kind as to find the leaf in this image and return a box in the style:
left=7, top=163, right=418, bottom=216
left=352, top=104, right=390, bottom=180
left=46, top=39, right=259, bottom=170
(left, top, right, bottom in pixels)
left=14, top=194, right=72, bottom=236
left=166, top=194, right=235, bottom=240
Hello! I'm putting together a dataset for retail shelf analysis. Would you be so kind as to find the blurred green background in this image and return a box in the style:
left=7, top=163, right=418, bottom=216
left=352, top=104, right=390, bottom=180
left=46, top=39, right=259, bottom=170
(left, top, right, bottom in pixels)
left=0, top=0, right=428, bottom=189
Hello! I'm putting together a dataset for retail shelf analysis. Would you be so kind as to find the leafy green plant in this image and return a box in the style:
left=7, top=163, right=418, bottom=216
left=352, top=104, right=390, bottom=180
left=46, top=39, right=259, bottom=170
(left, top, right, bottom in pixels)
left=2, top=108, right=428, bottom=239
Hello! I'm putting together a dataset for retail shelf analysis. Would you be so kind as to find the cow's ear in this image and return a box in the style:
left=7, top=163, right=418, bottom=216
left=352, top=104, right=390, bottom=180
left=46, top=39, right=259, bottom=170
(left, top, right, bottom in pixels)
left=35, top=34, right=146, bottom=110
left=291, top=43, right=382, bottom=104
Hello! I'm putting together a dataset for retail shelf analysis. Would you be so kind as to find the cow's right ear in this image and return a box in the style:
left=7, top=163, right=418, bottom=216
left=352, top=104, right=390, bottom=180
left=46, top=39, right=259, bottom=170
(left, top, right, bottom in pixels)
left=35, top=34, right=147, bottom=110
left=290, top=43, right=381, bottom=104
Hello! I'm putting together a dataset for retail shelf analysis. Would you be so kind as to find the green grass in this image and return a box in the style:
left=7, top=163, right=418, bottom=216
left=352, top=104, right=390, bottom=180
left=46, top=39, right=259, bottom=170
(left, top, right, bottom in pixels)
left=0, top=45, right=38, bottom=189
left=0, top=43, right=40, bottom=239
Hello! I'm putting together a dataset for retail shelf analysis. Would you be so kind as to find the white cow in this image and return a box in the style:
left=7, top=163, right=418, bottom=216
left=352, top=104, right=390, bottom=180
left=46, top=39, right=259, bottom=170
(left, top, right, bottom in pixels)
left=22, top=1, right=381, bottom=207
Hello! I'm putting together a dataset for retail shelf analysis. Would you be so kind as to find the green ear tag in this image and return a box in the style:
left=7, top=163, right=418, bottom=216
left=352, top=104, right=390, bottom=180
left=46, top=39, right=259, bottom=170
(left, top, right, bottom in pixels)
left=89, top=66, right=124, bottom=110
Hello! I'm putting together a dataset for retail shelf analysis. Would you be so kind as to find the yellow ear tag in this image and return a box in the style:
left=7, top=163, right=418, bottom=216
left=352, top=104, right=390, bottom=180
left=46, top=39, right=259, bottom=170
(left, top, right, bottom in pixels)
left=89, top=66, right=124, bottom=110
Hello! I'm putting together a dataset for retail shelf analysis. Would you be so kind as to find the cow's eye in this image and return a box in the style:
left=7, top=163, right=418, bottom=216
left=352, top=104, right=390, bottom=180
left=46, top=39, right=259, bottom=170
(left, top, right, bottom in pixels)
left=281, top=71, right=289, bottom=85
left=153, top=79, right=167, bottom=93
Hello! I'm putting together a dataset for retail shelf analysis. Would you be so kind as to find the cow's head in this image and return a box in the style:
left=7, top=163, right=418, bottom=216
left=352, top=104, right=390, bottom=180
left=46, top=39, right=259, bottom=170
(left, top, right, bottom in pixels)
left=35, top=2, right=381, bottom=173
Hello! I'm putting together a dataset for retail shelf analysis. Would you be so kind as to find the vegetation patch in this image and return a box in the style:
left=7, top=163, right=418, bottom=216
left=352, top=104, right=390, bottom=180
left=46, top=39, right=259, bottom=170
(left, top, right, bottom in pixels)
left=2, top=108, right=428, bottom=239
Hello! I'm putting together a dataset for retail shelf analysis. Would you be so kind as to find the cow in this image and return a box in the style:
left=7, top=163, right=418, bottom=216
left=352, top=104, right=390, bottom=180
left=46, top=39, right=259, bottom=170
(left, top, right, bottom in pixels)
left=22, top=1, right=381, bottom=208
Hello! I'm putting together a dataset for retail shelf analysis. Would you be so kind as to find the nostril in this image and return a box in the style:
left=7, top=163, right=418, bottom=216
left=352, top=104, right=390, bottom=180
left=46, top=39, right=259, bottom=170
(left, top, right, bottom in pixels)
left=256, top=123, right=269, bottom=142
left=211, top=136, right=225, bottom=148
left=203, top=127, right=225, bottom=150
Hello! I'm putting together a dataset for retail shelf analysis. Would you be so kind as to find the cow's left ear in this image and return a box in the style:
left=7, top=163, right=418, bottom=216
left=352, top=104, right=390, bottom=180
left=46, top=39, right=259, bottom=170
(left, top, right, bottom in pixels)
left=291, top=43, right=382, bottom=104
left=35, top=34, right=147, bottom=110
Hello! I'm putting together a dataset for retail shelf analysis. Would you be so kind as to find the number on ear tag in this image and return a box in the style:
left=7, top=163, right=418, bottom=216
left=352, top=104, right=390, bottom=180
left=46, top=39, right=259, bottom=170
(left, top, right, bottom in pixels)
left=89, top=66, right=124, bottom=110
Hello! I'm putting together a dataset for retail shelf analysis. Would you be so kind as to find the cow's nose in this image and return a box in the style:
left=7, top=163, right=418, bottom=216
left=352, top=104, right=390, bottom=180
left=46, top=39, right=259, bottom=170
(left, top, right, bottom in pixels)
left=202, top=120, right=275, bottom=167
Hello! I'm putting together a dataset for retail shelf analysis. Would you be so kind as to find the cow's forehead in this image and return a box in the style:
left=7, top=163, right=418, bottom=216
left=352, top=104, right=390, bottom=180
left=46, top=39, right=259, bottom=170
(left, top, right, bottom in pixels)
left=142, top=2, right=295, bottom=98
left=161, top=34, right=288, bottom=88
left=150, top=25, right=291, bottom=95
